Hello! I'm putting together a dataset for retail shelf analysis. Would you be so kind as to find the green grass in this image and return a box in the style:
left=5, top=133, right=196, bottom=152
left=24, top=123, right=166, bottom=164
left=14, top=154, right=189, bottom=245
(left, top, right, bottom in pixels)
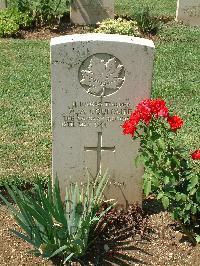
left=152, top=23, right=200, bottom=156
left=0, top=40, right=51, bottom=185
left=0, top=1, right=200, bottom=185
left=115, top=0, right=177, bottom=18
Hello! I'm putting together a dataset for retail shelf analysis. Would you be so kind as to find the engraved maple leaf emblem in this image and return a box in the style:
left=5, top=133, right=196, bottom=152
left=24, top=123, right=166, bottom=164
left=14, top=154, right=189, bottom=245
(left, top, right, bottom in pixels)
left=80, top=56, right=125, bottom=96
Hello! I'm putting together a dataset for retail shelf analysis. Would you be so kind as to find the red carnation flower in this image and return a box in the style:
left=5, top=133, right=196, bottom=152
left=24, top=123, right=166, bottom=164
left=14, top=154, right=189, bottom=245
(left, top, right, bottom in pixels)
left=130, top=110, right=141, bottom=126
left=150, top=99, right=169, bottom=118
left=167, top=115, right=184, bottom=131
left=191, top=150, right=200, bottom=160
left=122, top=120, right=137, bottom=136
left=136, top=99, right=152, bottom=124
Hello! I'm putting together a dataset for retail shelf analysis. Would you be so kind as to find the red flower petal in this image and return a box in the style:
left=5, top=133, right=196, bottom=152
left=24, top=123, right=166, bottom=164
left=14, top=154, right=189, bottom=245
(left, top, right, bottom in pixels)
left=130, top=110, right=141, bottom=126
left=167, top=115, right=184, bottom=131
left=136, top=99, right=152, bottom=124
left=122, top=120, right=137, bottom=136
left=150, top=99, right=169, bottom=118
left=191, top=150, right=200, bottom=160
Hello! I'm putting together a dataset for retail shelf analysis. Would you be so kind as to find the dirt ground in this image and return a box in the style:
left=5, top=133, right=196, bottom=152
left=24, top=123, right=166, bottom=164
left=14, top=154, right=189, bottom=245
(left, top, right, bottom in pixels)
left=18, top=22, right=96, bottom=40
left=1, top=198, right=200, bottom=266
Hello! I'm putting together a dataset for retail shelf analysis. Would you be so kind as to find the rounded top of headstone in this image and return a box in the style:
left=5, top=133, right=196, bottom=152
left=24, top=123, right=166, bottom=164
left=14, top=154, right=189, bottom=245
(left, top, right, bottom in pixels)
left=50, top=34, right=155, bottom=49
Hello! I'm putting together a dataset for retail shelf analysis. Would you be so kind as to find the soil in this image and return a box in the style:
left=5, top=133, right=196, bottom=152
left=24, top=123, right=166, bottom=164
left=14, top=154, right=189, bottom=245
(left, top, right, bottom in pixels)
left=17, top=22, right=96, bottom=40
left=15, top=14, right=97, bottom=40
left=1, top=197, right=200, bottom=266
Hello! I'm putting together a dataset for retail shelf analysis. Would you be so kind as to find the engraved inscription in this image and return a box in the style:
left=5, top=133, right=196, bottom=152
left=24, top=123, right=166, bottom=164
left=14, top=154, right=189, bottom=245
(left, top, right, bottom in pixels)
left=79, top=53, right=125, bottom=97
left=61, top=100, right=132, bottom=128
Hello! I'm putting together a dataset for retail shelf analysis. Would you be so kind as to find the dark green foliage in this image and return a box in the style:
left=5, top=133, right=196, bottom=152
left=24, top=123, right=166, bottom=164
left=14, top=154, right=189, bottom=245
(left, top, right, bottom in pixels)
left=136, top=117, right=200, bottom=243
left=8, top=0, right=69, bottom=26
left=0, top=173, right=113, bottom=263
left=133, top=6, right=160, bottom=34
left=0, top=8, right=33, bottom=37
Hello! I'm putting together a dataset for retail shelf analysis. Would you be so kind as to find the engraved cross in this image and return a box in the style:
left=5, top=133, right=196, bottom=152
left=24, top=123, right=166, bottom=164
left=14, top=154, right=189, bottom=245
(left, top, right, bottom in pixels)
left=84, top=132, right=115, bottom=176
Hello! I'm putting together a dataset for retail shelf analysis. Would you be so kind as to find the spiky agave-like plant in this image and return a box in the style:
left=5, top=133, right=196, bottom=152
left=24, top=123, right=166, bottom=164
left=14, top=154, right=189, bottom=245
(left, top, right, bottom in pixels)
left=0, top=172, right=114, bottom=264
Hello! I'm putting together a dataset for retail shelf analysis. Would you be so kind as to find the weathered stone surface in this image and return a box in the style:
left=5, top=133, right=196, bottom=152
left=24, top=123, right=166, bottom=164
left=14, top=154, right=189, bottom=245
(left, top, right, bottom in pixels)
left=51, top=34, right=155, bottom=206
left=176, top=0, right=200, bottom=26
left=0, top=0, right=6, bottom=9
left=70, top=0, right=114, bottom=25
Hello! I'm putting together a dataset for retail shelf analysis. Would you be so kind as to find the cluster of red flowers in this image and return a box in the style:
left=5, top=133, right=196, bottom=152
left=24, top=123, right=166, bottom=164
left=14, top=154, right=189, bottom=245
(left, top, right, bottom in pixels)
left=122, top=99, right=184, bottom=136
left=191, top=150, right=200, bottom=160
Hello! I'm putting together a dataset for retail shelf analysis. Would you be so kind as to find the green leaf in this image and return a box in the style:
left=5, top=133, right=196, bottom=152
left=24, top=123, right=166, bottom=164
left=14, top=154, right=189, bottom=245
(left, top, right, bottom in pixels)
left=96, top=204, right=114, bottom=221
left=189, top=188, right=197, bottom=196
left=190, top=175, right=199, bottom=188
left=196, top=191, right=200, bottom=202
left=49, top=245, right=68, bottom=258
left=0, top=193, right=20, bottom=217
left=135, top=155, right=143, bottom=167
left=171, top=209, right=180, bottom=220
left=14, top=215, right=34, bottom=238
left=171, top=156, right=180, bottom=167
left=157, top=138, right=165, bottom=150
left=10, top=229, right=35, bottom=246
left=1, top=187, right=35, bottom=229
left=157, top=192, right=164, bottom=200
left=191, top=205, right=197, bottom=214
left=93, top=171, right=108, bottom=205
left=185, top=203, right=192, bottom=211
left=23, top=203, right=47, bottom=227
left=63, top=253, right=75, bottom=264
left=175, top=193, right=182, bottom=201
left=37, top=182, right=54, bottom=221
left=40, top=243, right=60, bottom=258
left=68, top=183, right=79, bottom=234
left=151, top=131, right=160, bottom=141
left=53, top=177, right=68, bottom=227
left=181, top=194, right=187, bottom=201
left=143, top=178, right=151, bottom=196
left=161, top=196, right=169, bottom=209
left=195, top=235, right=200, bottom=243
left=163, top=175, right=169, bottom=185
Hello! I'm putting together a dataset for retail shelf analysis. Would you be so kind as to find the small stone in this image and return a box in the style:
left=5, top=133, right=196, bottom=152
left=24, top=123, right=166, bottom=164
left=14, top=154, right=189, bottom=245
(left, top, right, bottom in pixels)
left=104, top=244, right=110, bottom=252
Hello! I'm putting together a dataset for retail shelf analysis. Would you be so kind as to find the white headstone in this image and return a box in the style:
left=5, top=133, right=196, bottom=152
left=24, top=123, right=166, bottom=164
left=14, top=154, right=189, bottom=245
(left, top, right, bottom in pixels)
left=70, top=0, right=114, bottom=25
left=176, top=0, right=200, bottom=26
left=0, top=0, right=6, bottom=9
left=51, top=34, right=155, bottom=207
